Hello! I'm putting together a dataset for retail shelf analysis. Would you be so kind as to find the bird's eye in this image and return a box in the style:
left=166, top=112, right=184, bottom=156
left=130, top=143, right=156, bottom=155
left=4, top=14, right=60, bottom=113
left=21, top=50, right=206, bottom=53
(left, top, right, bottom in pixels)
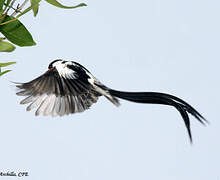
left=48, top=64, right=53, bottom=70
left=48, top=65, right=52, bottom=70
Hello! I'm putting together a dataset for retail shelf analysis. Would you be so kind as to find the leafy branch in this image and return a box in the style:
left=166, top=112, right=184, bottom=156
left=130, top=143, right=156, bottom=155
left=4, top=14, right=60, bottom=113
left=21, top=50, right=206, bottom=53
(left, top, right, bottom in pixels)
left=0, top=61, right=16, bottom=76
left=0, top=0, right=87, bottom=76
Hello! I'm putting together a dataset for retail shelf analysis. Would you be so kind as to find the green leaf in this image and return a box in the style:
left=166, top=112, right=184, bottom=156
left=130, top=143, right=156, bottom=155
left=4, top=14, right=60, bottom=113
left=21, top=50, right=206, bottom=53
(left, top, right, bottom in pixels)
left=0, top=41, right=15, bottom=52
left=17, top=0, right=86, bottom=18
left=0, top=69, right=11, bottom=76
left=17, top=0, right=42, bottom=18
left=16, top=6, right=34, bottom=18
left=44, top=0, right=87, bottom=9
left=31, top=0, right=41, bottom=17
left=0, top=61, right=15, bottom=76
left=0, top=61, right=16, bottom=67
left=0, top=15, right=36, bottom=46
left=0, top=0, right=6, bottom=11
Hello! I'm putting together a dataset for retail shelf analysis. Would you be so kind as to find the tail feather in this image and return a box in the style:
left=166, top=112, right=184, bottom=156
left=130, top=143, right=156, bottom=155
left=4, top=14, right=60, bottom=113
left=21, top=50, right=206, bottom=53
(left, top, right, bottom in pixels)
left=108, top=89, right=207, bottom=143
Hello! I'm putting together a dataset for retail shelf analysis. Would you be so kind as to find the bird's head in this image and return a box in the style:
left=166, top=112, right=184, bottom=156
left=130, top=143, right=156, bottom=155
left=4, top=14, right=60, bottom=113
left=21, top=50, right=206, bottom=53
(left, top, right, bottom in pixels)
left=47, top=59, right=78, bottom=78
left=48, top=59, right=65, bottom=70
left=47, top=59, right=92, bottom=79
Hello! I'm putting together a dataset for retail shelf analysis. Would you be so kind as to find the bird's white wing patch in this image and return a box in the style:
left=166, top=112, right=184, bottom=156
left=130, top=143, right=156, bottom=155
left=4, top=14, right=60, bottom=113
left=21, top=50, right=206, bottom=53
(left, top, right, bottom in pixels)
left=54, top=62, right=77, bottom=79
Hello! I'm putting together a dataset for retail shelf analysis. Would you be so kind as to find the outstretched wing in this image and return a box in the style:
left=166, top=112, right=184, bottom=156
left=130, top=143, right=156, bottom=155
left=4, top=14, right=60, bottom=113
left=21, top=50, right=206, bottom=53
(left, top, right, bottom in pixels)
left=16, top=68, right=99, bottom=116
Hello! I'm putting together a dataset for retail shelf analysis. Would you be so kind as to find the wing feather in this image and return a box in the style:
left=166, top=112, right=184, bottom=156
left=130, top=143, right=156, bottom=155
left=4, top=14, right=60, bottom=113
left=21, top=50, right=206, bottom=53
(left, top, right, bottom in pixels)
left=35, top=95, right=51, bottom=116
left=43, top=95, right=56, bottom=116
left=20, top=95, right=37, bottom=104
left=55, top=96, right=62, bottom=115
left=26, top=94, right=47, bottom=111
left=16, top=68, right=99, bottom=116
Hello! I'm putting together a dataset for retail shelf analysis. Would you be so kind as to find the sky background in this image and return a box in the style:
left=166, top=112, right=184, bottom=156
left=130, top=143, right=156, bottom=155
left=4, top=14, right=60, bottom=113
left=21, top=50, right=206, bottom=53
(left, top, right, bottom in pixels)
left=1, top=0, right=220, bottom=179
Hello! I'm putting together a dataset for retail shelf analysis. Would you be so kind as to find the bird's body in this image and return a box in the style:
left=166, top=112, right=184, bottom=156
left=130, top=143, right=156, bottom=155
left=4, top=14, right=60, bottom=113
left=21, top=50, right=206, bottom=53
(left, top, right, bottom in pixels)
left=17, top=60, right=118, bottom=116
left=16, top=59, right=207, bottom=142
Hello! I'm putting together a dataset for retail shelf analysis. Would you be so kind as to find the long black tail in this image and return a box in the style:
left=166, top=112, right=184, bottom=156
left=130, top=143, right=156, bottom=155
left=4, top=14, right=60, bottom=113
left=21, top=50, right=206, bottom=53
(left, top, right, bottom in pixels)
left=108, top=89, right=208, bottom=143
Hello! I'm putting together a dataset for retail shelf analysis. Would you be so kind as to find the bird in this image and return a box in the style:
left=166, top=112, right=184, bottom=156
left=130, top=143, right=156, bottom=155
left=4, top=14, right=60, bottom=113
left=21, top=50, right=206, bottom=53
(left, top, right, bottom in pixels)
left=16, top=59, right=207, bottom=142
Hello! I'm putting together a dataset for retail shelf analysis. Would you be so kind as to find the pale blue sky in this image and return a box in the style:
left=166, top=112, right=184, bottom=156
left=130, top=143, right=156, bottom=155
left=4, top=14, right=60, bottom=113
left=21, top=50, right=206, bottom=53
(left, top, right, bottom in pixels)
left=1, top=0, right=220, bottom=179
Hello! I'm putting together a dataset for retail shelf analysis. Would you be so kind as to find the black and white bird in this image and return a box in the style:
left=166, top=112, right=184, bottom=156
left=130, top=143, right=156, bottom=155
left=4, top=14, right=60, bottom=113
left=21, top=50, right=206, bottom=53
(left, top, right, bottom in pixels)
left=16, top=59, right=207, bottom=142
